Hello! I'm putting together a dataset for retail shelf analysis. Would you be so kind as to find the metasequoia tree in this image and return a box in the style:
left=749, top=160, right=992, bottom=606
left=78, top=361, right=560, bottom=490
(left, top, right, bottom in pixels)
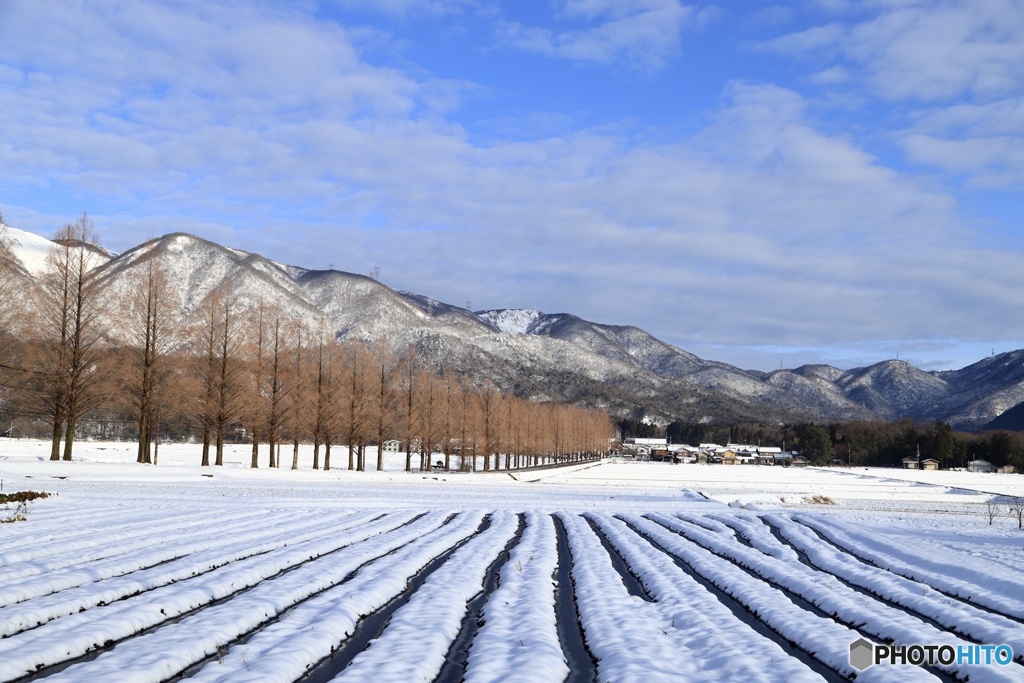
left=190, top=292, right=219, bottom=466
left=287, top=320, right=309, bottom=470
left=244, top=302, right=267, bottom=468
left=264, top=310, right=292, bottom=469
left=439, top=370, right=461, bottom=471
left=35, top=215, right=108, bottom=461
left=339, top=342, right=371, bottom=471
left=397, top=347, right=421, bottom=472
left=190, top=286, right=244, bottom=466
left=417, top=368, right=446, bottom=470
left=309, top=322, right=338, bottom=470
left=120, top=252, right=176, bottom=464
left=477, top=383, right=500, bottom=471
left=211, top=292, right=245, bottom=466
left=370, top=346, right=398, bottom=472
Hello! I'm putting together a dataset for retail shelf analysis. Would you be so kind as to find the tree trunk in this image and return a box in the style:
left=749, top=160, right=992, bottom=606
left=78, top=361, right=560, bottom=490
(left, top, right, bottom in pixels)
left=250, top=426, right=259, bottom=468
left=62, top=418, right=75, bottom=461
left=50, top=418, right=62, bottom=461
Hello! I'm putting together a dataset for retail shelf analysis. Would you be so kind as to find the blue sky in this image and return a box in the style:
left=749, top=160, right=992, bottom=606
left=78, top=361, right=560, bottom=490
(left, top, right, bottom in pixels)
left=2, top=0, right=1023, bottom=372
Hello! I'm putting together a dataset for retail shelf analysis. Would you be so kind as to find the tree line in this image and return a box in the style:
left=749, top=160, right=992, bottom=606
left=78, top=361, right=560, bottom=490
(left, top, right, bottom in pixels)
left=0, top=216, right=614, bottom=470
left=650, top=418, right=1024, bottom=470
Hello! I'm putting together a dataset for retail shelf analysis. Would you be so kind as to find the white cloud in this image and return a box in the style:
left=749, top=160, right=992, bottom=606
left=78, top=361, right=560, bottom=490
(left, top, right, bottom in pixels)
left=761, top=1, right=1024, bottom=102
left=759, top=23, right=843, bottom=55
left=326, top=0, right=479, bottom=18
left=497, top=0, right=697, bottom=70
left=2, top=1, right=1024, bottom=371
left=758, top=1, right=1024, bottom=187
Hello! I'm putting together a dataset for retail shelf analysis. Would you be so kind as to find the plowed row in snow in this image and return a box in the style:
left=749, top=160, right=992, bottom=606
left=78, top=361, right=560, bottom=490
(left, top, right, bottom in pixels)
left=3, top=503, right=1022, bottom=683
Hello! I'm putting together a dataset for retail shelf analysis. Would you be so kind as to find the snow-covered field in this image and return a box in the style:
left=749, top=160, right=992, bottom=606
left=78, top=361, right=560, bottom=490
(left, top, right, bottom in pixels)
left=2, top=439, right=1024, bottom=682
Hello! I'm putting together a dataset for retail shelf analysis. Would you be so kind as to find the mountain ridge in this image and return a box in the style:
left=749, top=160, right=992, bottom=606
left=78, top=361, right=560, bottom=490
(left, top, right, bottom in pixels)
left=4, top=224, right=1024, bottom=430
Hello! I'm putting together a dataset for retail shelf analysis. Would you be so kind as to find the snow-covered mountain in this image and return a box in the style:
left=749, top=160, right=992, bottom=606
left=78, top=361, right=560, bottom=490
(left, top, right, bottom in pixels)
left=6, top=225, right=1024, bottom=429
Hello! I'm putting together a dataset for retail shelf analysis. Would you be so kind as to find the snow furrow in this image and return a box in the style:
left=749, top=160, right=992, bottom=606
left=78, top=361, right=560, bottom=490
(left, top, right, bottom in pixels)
left=182, top=510, right=488, bottom=683
left=0, top=509, right=375, bottom=637
left=589, top=513, right=824, bottom=682
left=705, top=513, right=799, bottom=562
left=648, top=513, right=1020, bottom=682
left=0, top=510, right=425, bottom=681
left=556, top=512, right=706, bottom=681
left=764, top=514, right=1024, bottom=661
left=0, top=507, right=222, bottom=568
left=0, top=507, right=294, bottom=585
left=796, top=515, right=1024, bottom=621
left=0, top=505, right=185, bottom=553
left=332, top=511, right=521, bottom=682
left=463, top=512, right=568, bottom=683
left=551, top=515, right=598, bottom=683
left=0, top=508, right=321, bottom=606
left=629, top=514, right=936, bottom=682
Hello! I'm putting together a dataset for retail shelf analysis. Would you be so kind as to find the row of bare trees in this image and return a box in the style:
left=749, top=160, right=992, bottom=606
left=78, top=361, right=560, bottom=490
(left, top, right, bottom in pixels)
left=0, top=216, right=614, bottom=470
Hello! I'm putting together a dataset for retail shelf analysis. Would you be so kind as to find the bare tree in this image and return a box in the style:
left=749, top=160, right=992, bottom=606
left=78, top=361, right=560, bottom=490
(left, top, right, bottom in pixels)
left=370, top=345, right=397, bottom=472
left=287, top=320, right=309, bottom=470
left=265, top=310, right=292, bottom=468
left=190, top=292, right=219, bottom=466
left=440, top=369, right=459, bottom=471
left=35, top=215, right=108, bottom=461
left=213, top=295, right=244, bottom=465
left=339, top=342, right=370, bottom=471
left=478, top=383, right=499, bottom=471
left=460, top=376, right=478, bottom=472
left=397, top=347, right=421, bottom=472
left=244, top=302, right=267, bottom=468
left=190, top=286, right=243, bottom=466
left=986, top=498, right=999, bottom=525
left=1010, top=496, right=1024, bottom=530
left=309, top=322, right=338, bottom=470
left=120, top=252, right=176, bottom=464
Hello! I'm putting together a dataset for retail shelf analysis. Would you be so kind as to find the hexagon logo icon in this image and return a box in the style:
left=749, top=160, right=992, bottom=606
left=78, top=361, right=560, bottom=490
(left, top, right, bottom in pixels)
left=849, top=638, right=875, bottom=671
